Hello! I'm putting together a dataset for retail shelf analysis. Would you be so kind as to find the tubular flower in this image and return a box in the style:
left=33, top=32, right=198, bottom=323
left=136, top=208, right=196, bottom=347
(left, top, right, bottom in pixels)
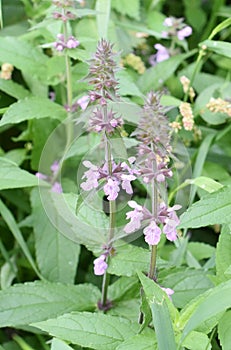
left=93, top=255, right=108, bottom=275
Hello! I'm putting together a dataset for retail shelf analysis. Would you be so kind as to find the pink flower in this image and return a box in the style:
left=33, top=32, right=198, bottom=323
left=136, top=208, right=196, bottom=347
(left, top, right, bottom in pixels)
left=164, top=17, right=173, bottom=27
left=66, top=36, right=80, bottom=49
left=143, top=220, right=161, bottom=245
left=93, top=255, right=108, bottom=275
left=121, top=174, right=136, bottom=194
left=163, top=209, right=180, bottom=241
left=77, top=95, right=89, bottom=110
left=104, top=179, right=120, bottom=200
left=154, top=44, right=170, bottom=63
left=36, top=172, right=47, bottom=180
left=51, top=182, right=62, bottom=193
left=50, top=160, right=59, bottom=175
left=161, top=287, right=174, bottom=299
left=81, top=161, right=100, bottom=191
left=177, top=26, right=192, bottom=40
left=124, top=201, right=143, bottom=234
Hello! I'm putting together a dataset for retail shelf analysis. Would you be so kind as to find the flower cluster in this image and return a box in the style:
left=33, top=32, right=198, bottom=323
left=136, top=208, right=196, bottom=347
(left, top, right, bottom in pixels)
left=206, top=97, right=231, bottom=117
left=122, top=53, right=146, bottom=74
left=124, top=201, right=181, bottom=245
left=86, top=39, right=120, bottom=103
left=179, top=102, right=194, bottom=131
left=180, top=75, right=195, bottom=101
left=81, top=157, right=139, bottom=201
left=149, top=17, right=192, bottom=65
left=0, top=63, right=14, bottom=80
left=36, top=161, right=62, bottom=193
left=52, top=0, right=77, bottom=22
left=89, top=108, right=123, bottom=133
left=162, top=17, right=192, bottom=41
left=54, top=34, right=79, bottom=52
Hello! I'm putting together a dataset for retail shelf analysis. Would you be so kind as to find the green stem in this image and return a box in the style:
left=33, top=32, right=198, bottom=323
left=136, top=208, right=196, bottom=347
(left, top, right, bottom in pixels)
left=148, top=155, right=158, bottom=279
left=101, top=261, right=110, bottom=307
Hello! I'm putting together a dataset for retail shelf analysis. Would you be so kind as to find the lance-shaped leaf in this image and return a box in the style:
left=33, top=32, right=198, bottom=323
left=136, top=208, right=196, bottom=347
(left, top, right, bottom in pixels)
left=138, top=272, right=177, bottom=350
left=179, top=186, right=231, bottom=229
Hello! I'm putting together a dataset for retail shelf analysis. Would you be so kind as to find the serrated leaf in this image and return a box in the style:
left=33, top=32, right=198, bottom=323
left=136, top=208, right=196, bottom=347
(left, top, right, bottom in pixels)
left=179, top=279, right=231, bottom=344
left=31, top=188, right=80, bottom=284
left=216, top=225, right=231, bottom=282
left=200, top=40, right=231, bottom=58
left=0, top=36, right=48, bottom=78
left=111, top=0, right=140, bottom=20
left=138, top=272, right=177, bottom=350
left=117, top=70, right=143, bottom=97
left=0, top=282, right=100, bottom=327
left=108, top=276, right=139, bottom=302
left=138, top=51, right=196, bottom=93
left=188, top=242, right=215, bottom=261
left=0, top=97, right=66, bottom=127
left=218, top=310, right=231, bottom=350
left=0, top=79, right=30, bottom=99
left=0, top=157, right=44, bottom=190
left=32, top=312, right=139, bottom=350
left=179, top=186, right=231, bottom=229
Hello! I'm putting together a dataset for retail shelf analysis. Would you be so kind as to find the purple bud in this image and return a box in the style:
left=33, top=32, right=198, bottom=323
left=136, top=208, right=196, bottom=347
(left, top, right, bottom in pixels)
left=93, top=255, right=108, bottom=275
left=77, top=95, right=89, bottom=110
left=177, top=26, right=192, bottom=40
left=161, top=287, right=174, bottom=299
left=35, top=172, right=47, bottom=180
left=50, top=160, right=59, bottom=175
left=66, top=36, right=80, bottom=49
left=154, top=44, right=170, bottom=63
left=164, top=17, right=173, bottom=27
left=51, top=182, right=62, bottom=193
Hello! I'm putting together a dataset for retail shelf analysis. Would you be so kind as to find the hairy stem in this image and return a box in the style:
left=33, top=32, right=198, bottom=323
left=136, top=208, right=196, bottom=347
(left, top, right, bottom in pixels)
left=148, top=144, right=158, bottom=280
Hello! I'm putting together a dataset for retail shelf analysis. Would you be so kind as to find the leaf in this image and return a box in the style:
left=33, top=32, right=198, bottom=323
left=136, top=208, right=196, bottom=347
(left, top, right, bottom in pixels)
left=216, top=225, right=231, bottom=282
left=187, top=242, right=215, bottom=261
left=51, top=338, right=75, bottom=350
left=138, top=51, right=196, bottom=93
left=0, top=198, right=42, bottom=279
left=0, top=79, right=30, bottom=99
left=218, top=310, right=231, bottom=350
left=181, top=331, right=211, bottom=350
left=189, top=176, right=223, bottom=193
left=32, top=312, right=139, bottom=350
left=108, top=245, right=150, bottom=276
left=0, top=97, right=66, bottom=127
left=179, top=279, right=231, bottom=344
left=0, top=157, right=44, bottom=190
left=117, top=70, right=143, bottom=97
left=189, top=133, right=215, bottom=205
left=208, top=17, right=231, bottom=39
left=116, top=330, right=157, bottom=350
left=96, top=0, right=111, bottom=39
left=108, top=101, right=142, bottom=124
left=160, top=268, right=214, bottom=308
left=0, top=282, right=100, bottom=327
left=31, top=188, right=80, bottom=284
left=37, top=190, right=108, bottom=252
left=0, top=36, right=48, bottom=79
left=179, top=186, right=231, bottom=229
left=138, top=272, right=177, bottom=350
left=111, top=0, right=140, bottom=20
left=200, top=40, right=231, bottom=58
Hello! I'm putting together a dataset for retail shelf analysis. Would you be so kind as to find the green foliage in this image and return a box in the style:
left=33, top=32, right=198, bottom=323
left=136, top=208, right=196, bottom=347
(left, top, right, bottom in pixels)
left=0, top=0, right=230, bottom=349
left=32, top=312, right=140, bottom=349
left=0, top=282, right=100, bottom=327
